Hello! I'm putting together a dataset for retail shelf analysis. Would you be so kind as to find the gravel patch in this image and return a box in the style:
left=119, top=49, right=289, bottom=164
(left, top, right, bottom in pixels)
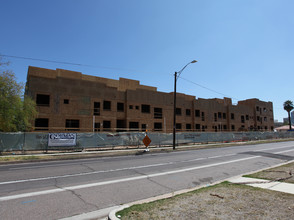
left=117, top=181, right=294, bottom=220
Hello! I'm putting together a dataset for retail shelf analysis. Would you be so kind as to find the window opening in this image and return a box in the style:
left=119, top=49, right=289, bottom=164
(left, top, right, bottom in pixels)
left=36, top=94, right=50, bottom=106
left=117, top=102, right=124, bottom=112
left=154, top=108, right=163, bottom=119
left=103, top=101, right=111, bottom=110
left=141, top=104, right=150, bottom=113
left=94, top=102, right=100, bottom=115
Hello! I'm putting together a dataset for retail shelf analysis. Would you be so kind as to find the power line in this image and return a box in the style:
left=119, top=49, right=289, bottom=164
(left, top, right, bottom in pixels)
left=2, top=53, right=242, bottom=101
left=176, top=75, right=240, bottom=101
left=0, top=54, right=143, bottom=73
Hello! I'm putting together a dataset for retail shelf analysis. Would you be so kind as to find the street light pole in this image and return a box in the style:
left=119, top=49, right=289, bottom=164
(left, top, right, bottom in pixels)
left=173, top=60, right=197, bottom=150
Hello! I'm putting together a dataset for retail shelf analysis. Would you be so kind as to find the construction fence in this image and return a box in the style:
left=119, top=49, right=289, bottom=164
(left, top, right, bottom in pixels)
left=1, top=131, right=294, bottom=153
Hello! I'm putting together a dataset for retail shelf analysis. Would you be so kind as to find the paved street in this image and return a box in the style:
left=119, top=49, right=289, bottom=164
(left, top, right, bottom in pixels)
left=0, top=141, right=294, bottom=220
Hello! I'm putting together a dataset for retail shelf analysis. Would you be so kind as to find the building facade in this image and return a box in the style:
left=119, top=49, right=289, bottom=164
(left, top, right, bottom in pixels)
left=26, top=66, right=274, bottom=132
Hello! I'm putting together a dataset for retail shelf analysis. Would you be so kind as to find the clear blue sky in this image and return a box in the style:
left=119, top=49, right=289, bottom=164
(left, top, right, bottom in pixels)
left=1, top=0, right=293, bottom=122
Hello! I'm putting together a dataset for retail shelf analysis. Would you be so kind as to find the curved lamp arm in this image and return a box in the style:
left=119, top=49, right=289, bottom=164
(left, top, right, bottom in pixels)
left=176, top=60, right=197, bottom=80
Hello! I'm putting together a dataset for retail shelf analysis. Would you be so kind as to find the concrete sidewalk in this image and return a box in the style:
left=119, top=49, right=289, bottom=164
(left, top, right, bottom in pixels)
left=229, top=176, right=294, bottom=195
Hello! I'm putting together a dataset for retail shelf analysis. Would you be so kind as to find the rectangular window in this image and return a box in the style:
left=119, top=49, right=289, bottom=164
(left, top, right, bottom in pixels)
left=129, top=105, right=133, bottom=109
left=201, top=112, right=205, bottom=121
left=94, top=102, right=100, bottom=115
left=214, top=113, right=217, bottom=122
left=195, top=124, right=201, bottom=131
left=176, top=123, right=182, bottom=130
left=231, top=113, right=235, bottom=120
left=103, top=120, right=111, bottom=131
left=94, top=122, right=100, bottom=132
left=141, top=104, right=150, bottom=113
left=223, top=113, right=226, bottom=119
left=141, top=124, right=147, bottom=131
left=264, top=117, right=267, bottom=122
left=231, top=125, right=235, bottom=131
left=241, top=115, right=245, bottom=123
left=103, top=101, right=111, bottom=110
left=36, top=94, right=50, bottom=106
left=64, top=99, right=69, bottom=104
left=136, top=106, right=139, bottom=110
left=223, top=125, right=227, bottom=130
left=176, top=108, right=182, bottom=116
left=154, top=107, right=163, bottom=119
left=218, top=112, right=222, bottom=119
left=116, top=120, right=126, bottom=132
left=117, top=102, right=124, bottom=112
left=246, top=115, right=249, bottom=120
left=195, top=110, right=200, bottom=117
left=186, top=124, right=191, bottom=130
left=66, top=119, right=79, bottom=130
left=202, top=125, right=206, bottom=132
left=154, top=122, right=162, bottom=131
left=186, top=109, right=191, bottom=116
left=35, top=118, right=49, bottom=130
left=129, top=122, right=139, bottom=131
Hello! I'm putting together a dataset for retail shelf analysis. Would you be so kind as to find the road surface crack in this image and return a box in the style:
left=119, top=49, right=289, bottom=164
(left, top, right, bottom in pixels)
left=81, top=163, right=96, bottom=172
left=133, top=169, right=175, bottom=192
left=53, top=178, right=99, bottom=209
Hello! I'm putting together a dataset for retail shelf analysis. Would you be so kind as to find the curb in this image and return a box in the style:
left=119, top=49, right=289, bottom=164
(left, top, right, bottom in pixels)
left=107, top=160, right=294, bottom=220
left=108, top=205, right=130, bottom=220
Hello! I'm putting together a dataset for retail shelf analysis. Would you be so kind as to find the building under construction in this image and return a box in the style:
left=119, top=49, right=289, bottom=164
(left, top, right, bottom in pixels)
left=25, top=66, right=274, bottom=132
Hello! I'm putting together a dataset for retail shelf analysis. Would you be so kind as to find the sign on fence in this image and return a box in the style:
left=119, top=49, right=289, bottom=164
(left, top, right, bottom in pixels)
left=48, top=133, right=77, bottom=147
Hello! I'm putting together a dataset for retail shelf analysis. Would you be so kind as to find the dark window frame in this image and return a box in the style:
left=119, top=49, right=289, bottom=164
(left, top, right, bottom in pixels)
left=36, top=94, right=50, bottom=106
left=117, top=102, right=124, bottom=112
left=94, top=102, right=100, bottom=116
left=176, top=108, right=182, bottom=116
left=141, top=104, right=151, bottom=113
left=65, top=119, right=80, bottom=131
left=154, top=107, right=163, bottom=119
left=154, top=122, right=162, bottom=131
left=103, top=100, right=111, bottom=111
left=35, top=118, right=49, bottom=130
left=186, top=123, right=192, bottom=130
left=195, top=109, right=200, bottom=117
left=103, top=120, right=111, bottom=131
left=176, top=123, right=182, bottom=130
left=186, top=109, right=191, bottom=116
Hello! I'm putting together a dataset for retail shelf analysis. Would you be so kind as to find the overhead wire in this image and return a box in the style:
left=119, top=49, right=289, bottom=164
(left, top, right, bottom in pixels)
left=0, top=54, right=144, bottom=73
left=178, top=75, right=241, bottom=101
left=2, top=53, right=241, bottom=102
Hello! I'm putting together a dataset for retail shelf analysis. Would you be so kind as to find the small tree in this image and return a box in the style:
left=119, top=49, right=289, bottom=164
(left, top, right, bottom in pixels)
left=283, top=100, right=294, bottom=131
left=0, top=60, right=37, bottom=132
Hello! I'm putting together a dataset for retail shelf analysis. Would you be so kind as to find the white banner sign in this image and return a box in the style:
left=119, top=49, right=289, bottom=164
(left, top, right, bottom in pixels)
left=48, top=133, right=77, bottom=147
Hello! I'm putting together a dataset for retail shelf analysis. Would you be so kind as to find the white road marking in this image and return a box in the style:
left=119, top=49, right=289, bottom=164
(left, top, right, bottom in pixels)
left=3, top=146, right=294, bottom=202
left=0, top=154, right=262, bottom=201
left=1, top=145, right=293, bottom=186
left=0, top=155, right=234, bottom=185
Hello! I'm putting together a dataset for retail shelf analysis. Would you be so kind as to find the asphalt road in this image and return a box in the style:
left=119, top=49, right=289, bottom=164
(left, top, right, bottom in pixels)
left=1, top=141, right=294, bottom=220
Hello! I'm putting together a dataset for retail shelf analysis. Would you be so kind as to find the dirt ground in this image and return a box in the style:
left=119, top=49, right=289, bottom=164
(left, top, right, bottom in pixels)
left=245, top=162, right=294, bottom=184
left=118, top=163, right=294, bottom=220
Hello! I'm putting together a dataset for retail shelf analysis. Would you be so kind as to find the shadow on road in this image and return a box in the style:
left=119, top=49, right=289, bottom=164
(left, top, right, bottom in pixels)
left=239, top=151, right=294, bottom=161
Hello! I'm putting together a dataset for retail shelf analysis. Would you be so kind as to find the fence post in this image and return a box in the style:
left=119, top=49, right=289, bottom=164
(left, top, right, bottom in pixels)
left=22, top=132, right=25, bottom=154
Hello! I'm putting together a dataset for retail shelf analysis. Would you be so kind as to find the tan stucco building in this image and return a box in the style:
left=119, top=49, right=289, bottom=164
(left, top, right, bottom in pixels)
left=25, top=66, right=274, bottom=132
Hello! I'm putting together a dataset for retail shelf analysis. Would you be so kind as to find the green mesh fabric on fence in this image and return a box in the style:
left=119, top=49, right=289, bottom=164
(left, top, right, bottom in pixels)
left=1, top=131, right=294, bottom=152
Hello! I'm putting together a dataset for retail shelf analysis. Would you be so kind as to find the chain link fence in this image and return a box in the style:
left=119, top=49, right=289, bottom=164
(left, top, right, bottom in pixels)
left=1, top=131, right=294, bottom=153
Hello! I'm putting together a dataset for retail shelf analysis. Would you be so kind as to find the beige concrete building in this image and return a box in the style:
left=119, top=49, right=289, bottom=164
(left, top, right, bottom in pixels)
left=25, top=66, right=274, bottom=132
